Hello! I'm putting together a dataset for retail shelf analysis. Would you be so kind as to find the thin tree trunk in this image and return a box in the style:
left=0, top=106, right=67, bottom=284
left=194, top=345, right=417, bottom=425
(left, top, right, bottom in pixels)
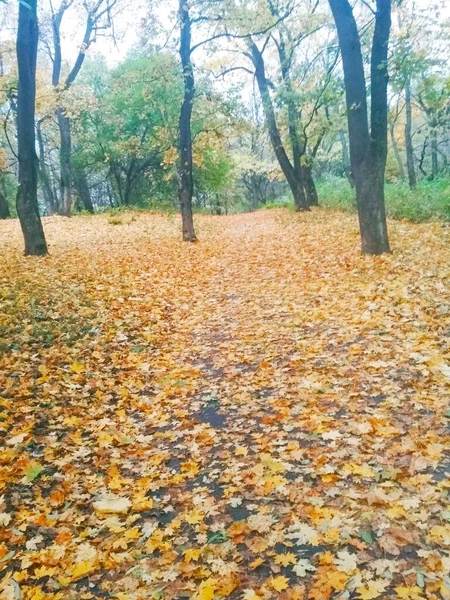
left=303, top=165, right=319, bottom=206
left=431, top=126, right=439, bottom=179
left=37, top=118, right=58, bottom=214
left=0, top=188, right=10, bottom=219
left=16, top=0, right=47, bottom=256
left=51, top=5, right=94, bottom=218
left=74, top=167, right=94, bottom=213
left=419, top=137, right=428, bottom=177
left=339, top=129, right=354, bottom=187
left=56, top=106, right=72, bottom=216
left=177, top=0, right=197, bottom=242
left=390, top=122, right=406, bottom=180
left=250, top=41, right=309, bottom=211
left=404, top=78, right=416, bottom=188
left=328, top=0, right=390, bottom=254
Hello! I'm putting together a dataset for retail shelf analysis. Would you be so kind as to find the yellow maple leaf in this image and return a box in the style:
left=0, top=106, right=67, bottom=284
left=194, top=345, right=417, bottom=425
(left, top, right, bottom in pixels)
left=184, top=548, right=202, bottom=563
left=235, top=445, right=248, bottom=456
left=270, top=575, right=290, bottom=592
left=124, top=527, right=141, bottom=540
left=70, top=362, right=85, bottom=373
left=395, top=587, right=424, bottom=599
left=34, top=566, right=57, bottom=578
left=249, top=557, right=265, bottom=569
left=195, top=578, right=217, bottom=600
left=71, top=560, right=95, bottom=581
left=358, top=580, right=388, bottom=600
left=326, top=570, right=348, bottom=591
left=275, top=552, right=297, bottom=566
left=185, top=510, right=204, bottom=524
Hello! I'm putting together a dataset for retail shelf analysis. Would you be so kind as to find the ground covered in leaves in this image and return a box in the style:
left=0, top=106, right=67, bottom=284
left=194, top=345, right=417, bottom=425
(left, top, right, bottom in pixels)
left=1, top=209, right=450, bottom=600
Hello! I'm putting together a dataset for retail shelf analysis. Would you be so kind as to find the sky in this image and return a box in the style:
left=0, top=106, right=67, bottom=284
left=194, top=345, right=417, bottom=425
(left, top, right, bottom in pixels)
left=1, top=0, right=449, bottom=73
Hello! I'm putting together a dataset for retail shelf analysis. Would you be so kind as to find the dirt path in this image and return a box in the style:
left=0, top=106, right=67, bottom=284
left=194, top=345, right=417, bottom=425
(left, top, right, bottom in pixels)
left=1, top=210, right=450, bottom=599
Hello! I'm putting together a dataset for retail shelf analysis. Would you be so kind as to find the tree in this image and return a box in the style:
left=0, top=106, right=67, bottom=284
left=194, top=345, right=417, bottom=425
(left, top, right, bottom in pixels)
left=16, top=0, right=48, bottom=255
left=249, top=39, right=309, bottom=210
left=328, top=0, right=391, bottom=255
left=42, top=0, right=118, bottom=216
left=178, top=0, right=197, bottom=241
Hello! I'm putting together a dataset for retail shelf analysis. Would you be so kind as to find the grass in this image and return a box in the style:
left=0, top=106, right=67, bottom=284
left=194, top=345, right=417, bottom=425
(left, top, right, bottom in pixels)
left=267, top=177, right=450, bottom=222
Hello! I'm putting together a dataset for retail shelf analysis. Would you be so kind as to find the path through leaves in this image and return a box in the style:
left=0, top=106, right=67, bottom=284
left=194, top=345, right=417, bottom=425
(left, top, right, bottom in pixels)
left=1, top=210, right=450, bottom=600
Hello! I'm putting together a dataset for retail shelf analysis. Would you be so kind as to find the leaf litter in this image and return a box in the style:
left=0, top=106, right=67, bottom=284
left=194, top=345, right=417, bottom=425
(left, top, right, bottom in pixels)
left=1, top=210, right=450, bottom=599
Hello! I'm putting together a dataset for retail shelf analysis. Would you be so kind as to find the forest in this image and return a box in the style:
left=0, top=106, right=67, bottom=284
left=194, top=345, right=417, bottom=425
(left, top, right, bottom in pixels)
left=1, top=0, right=450, bottom=599
left=1, top=0, right=450, bottom=251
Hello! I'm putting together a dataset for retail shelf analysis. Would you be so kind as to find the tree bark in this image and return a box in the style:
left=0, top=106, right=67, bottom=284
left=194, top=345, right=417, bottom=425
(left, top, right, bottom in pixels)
left=328, top=0, right=390, bottom=255
left=430, top=126, right=439, bottom=179
left=177, top=0, right=197, bottom=241
left=37, top=118, right=58, bottom=214
left=56, top=106, right=72, bottom=216
left=0, top=188, right=10, bottom=219
left=404, top=78, right=416, bottom=188
left=303, top=165, right=318, bottom=206
left=250, top=41, right=309, bottom=211
left=74, top=167, right=94, bottom=213
left=390, top=122, right=405, bottom=180
left=275, top=34, right=319, bottom=208
left=16, top=0, right=48, bottom=255
left=339, top=129, right=354, bottom=187
left=52, top=5, right=94, bottom=218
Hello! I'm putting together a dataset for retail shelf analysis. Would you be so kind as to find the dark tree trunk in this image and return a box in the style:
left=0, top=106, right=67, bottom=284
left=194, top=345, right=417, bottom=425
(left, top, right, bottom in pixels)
left=303, top=165, right=318, bottom=206
left=419, top=137, right=429, bottom=178
left=177, top=0, right=197, bottom=242
left=430, top=126, right=439, bottom=179
left=328, top=0, right=390, bottom=255
left=276, top=35, right=320, bottom=207
left=16, top=0, right=47, bottom=256
left=390, top=122, right=405, bottom=180
left=37, top=118, right=58, bottom=214
left=74, top=167, right=94, bottom=213
left=56, top=106, right=72, bottom=216
left=276, top=36, right=302, bottom=171
left=339, top=129, right=354, bottom=187
left=52, top=5, right=94, bottom=218
left=404, top=78, right=416, bottom=188
left=0, top=188, right=10, bottom=219
left=250, top=41, right=309, bottom=211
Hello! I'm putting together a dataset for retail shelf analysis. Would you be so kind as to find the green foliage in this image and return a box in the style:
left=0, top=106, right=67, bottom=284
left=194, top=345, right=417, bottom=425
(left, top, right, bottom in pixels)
left=317, top=177, right=450, bottom=222
left=0, top=173, right=17, bottom=218
left=264, top=197, right=295, bottom=210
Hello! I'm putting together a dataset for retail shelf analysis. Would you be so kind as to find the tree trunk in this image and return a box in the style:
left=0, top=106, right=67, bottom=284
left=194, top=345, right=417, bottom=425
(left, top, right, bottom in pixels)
left=404, top=78, right=416, bottom=188
left=16, top=0, right=47, bottom=256
left=339, top=129, right=354, bottom=187
left=328, top=0, right=390, bottom=254
left=177, top=0, right=197, bottom=242
left=0, top=188, right=10, bottom=219
left=250, top=41, right=309, bottom=211
left=430, top=126, right=439, bottom=179
left=37, top=119, right=58, bottom=214
left=56, top=106, right=72, bottom=216
left=74, top=167, right=94, bottom=213
left=390, top=122, right=406, bottom=180
left=303, top=165, right=319, bottom=206
left=354, top=162, right=389, bottom=255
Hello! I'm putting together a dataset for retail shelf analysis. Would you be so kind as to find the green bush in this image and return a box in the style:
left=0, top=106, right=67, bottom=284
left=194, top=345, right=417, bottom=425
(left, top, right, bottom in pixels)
left=264, top=196, right=295, bottom=210
left=316, top=176, right=450, bottom=222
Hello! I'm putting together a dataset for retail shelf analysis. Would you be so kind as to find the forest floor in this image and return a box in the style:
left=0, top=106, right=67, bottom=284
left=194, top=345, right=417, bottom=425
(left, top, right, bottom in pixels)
left=1, top=209, right=450, bottom=600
